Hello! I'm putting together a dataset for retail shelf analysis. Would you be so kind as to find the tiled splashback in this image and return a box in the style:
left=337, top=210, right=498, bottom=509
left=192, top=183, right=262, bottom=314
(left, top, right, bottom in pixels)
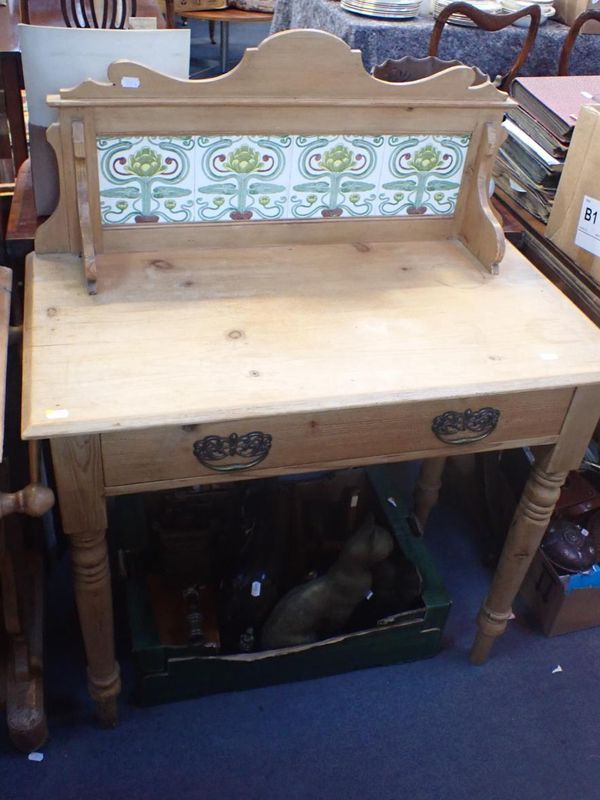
left=97, top=134, right=471, bottom=225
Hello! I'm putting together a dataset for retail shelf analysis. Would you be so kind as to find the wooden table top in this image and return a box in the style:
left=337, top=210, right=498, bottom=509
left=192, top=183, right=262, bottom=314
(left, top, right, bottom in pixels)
left=22, top=239, right=600, bottom=439
left=177, top=8, right=273, bottom=21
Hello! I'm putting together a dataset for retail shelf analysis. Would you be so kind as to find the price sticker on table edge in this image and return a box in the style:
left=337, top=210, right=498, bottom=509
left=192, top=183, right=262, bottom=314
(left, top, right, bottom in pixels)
left=575, top=195, right=600, bottom=258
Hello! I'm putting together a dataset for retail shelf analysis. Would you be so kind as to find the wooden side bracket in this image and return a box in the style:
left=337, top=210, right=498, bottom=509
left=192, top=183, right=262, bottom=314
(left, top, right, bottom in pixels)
left=72, top=120, right=98, bottom=294
left=458, top=121, right=506, bottom=274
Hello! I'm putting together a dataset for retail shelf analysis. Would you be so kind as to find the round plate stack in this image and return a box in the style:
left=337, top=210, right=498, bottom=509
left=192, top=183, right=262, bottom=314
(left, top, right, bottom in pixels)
left=499, top=0, right=555, bottom=25
left=432, top=0, right=503, bottom=24
left=341, top=0, right=422, bottom=19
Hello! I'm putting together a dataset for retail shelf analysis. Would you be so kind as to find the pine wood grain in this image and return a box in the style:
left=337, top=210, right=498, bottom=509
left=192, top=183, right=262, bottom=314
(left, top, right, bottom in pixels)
left=22, top=240, right=600, bottom=440
left=101, top=387, right=572, bottom=490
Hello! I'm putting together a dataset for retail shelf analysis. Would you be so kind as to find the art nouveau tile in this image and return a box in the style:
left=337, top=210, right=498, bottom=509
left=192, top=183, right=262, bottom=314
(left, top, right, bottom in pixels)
left=288, top=135, right=386, bottom=219
left=376, top=134, right=471, bottom=217
left=195, top=135, right=294, bottom=222
left=97, top=136, right=196, bottom=224
left=96, top=133, right=472, bottom=226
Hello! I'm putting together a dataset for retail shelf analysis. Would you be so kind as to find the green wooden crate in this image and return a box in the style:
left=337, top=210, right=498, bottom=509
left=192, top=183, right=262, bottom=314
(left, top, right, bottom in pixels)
left=118, top=465, right=451, bottom=706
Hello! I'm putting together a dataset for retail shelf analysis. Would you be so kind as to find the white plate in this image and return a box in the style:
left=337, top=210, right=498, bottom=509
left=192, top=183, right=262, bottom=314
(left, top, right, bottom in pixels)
left=343, top=5, right=421, bottom=13
left=434, top=0, right=501, bottom=9
left=343, top=1, right=421, bottom=9
left=341, top=3, right=420, bottom=16
left=345, top=2, right=421, bottom=8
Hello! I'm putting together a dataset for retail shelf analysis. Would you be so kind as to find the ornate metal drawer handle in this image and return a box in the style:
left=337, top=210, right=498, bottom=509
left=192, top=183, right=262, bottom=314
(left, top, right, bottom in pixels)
left=192, top=431, right=272, bottom=472
left=432, top=407, right=500, bottom=445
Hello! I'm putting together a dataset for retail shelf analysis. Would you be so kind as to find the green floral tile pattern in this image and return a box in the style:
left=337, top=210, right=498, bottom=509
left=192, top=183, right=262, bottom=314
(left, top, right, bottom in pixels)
left=196, top=136, right=293, bottom=221
left=290, top=136, right=385, bottom=219
left=378, top=135, right=471, bottom=216
left=98, top=136, right=195, bottom=224
left=96, top=134, right=470, bottom=224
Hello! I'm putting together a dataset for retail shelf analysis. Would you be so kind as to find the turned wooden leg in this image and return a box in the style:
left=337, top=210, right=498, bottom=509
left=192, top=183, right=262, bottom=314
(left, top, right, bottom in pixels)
left=69, top=529, right=121, bottom=726
left=471, top=463, right=567, bottom=664
left=50, top=436, right=120, bottom=725
left=470, top=386, right=600, bottom=664
left=414, top=457, right=446, bottom=531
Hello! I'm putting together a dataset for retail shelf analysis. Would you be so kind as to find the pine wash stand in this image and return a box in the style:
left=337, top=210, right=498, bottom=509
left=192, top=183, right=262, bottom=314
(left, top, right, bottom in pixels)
left=22, top=30, right=600, bottom=725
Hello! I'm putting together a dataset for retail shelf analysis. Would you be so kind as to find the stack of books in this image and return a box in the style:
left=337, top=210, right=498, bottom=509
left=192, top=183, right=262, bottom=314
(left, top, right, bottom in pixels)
left=494, top=75, right=600, bottom=224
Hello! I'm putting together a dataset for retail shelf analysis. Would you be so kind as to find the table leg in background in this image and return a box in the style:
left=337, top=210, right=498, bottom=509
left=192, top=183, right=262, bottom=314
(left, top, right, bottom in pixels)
left=1, top=55, right=27, bottom=175
left=220, top=21, right=230, bottom=73
left=414, top=457, right=447, bottom=531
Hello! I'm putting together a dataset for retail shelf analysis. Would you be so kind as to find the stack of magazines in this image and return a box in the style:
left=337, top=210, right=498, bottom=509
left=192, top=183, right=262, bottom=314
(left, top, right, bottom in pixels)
left=494, top=75, right=600, bottom=223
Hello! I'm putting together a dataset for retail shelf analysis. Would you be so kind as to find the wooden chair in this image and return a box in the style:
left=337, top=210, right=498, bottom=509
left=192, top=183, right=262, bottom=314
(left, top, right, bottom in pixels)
left=0, top=267, right=54, bottom=751
left=558, top=9, right=600, bottom=75
left=373, top=54, right=488, bottom=84
left=428, top=2, right=542, bottom=91
left=19, top=0, right=138, bottom=28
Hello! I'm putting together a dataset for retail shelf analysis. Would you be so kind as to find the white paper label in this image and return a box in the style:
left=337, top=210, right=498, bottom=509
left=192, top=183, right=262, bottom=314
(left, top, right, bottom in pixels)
left=509, top=178, right=526, bottom=193
left=121, top=76, right=141, bottom=88
left=251, top=581, right=261, bottom=597
left=575, top=194, right=600, bottom=258
left=45, top=408, right=69, bottom=419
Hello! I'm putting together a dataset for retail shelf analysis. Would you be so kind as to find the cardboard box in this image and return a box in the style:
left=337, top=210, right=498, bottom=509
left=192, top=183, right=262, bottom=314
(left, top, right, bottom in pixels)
left=554, top=0, right=600, bottom=33
left=546, top=104, right=600, bottom=287
left=116, top=466, right=451, bottom=706
left=519, top=548, right=600, bottom=636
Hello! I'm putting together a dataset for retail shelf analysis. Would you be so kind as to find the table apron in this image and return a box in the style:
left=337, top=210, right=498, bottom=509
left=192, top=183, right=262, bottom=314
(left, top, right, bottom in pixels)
left=101, top=387, right=573, bottom=494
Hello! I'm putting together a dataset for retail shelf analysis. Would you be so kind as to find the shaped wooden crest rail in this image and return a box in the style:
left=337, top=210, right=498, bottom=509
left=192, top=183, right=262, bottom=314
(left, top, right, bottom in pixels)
left=35, top=29, right=514, bottom=294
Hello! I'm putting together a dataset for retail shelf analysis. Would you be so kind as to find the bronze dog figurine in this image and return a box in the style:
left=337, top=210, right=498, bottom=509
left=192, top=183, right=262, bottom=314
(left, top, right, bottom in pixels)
left=261, top=516, right=394, bottom=649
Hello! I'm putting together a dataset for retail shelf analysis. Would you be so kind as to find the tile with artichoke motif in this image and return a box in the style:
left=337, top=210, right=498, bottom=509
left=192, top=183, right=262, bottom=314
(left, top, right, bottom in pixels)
left=377, top=135, right=471, bottom=217
left=288, top=135, right=386, bottom=219
left=96, top=134, right=471, bottom=224
left=196, top=135, right=293, bottom=222
left=97, top=136, right=195, bottom=224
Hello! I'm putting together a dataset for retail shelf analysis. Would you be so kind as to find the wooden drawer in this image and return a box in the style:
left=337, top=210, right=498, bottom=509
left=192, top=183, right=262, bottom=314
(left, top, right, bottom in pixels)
left=101, top=388, right=573, bottom=491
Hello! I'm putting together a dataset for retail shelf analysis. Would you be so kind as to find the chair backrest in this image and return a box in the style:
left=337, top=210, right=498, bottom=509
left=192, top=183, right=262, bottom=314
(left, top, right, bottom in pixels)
left=558, top=9, right=600, bottom=76
left=35, top=30, right=514, bottom=292
left=20, top=0, right=137, bottom=28
left=373, top=54, right=488, bottom=85
left=428, top=2, right=541, bottom=91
